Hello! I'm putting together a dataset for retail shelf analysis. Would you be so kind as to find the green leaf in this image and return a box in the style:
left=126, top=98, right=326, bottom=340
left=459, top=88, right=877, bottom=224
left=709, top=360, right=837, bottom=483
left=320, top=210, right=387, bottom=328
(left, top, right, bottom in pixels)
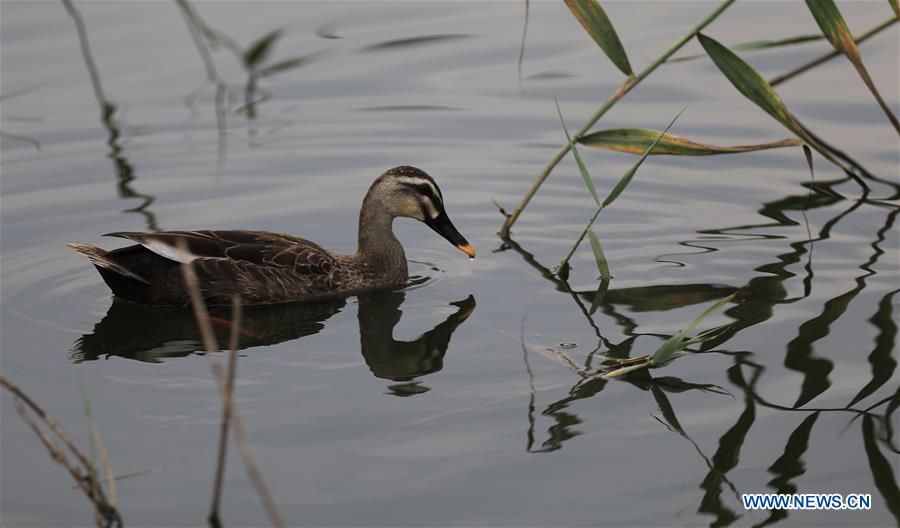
left=555, top=96, right=599, bottom=205
left=587, top=229, right=610, bottom=279
left=805, top=0, right=900, bottom=133
left=669, top=34, right=823, bottom=63
left=602, top=108, right=683, bottom=208
left=807, top=0, right=859, bottom=56
left=683, top=322, right=733, bottom=346
left=580, top=128, right=801, bottom=155
left=556, top=108, right=683, bottom=273
left=890, top=0, right=900, bottom=17
left=697, top=33, right=794, bottom=127
left=244, top=29, right=282, bottom=69
left=651, top=294, right=734, bottom=367
left=564, top=0, right=633, bottom=76
left=696, top=32, right=862, bottom=172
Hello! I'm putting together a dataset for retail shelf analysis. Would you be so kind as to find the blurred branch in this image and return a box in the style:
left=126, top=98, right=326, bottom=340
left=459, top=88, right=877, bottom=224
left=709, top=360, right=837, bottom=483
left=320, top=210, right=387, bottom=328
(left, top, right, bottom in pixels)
left=208, top=295, right=243, bottom=528
left=517, top=0, right=530, bottom=94
left=1, top=375, right=122, bottom=527
left=179, top=250, right=286, bottom=528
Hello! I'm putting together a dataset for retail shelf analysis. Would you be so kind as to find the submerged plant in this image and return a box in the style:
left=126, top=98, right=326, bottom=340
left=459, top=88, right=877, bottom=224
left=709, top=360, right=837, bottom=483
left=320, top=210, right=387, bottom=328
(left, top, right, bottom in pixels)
left=602, top=294, right=735, bottom=378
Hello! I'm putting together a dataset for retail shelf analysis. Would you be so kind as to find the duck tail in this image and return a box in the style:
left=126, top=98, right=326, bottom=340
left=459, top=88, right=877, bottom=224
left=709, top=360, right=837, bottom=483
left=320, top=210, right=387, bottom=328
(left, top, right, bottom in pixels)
left=67, top=242, right=150, bottom=285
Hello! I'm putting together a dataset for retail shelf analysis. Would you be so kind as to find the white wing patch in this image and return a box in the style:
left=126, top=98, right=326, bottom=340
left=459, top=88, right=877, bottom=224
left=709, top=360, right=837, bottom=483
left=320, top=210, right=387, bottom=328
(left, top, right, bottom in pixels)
left=141, top=239, right=198, bottom=263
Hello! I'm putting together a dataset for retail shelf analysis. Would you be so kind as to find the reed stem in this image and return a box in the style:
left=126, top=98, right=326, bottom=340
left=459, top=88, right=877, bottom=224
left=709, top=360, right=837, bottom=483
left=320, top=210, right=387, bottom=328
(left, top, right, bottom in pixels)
left=500, top=0, right=736, bottom=236
left=768, top=16, right=898, bottom=87
left=558, top=204, right=604, bottom=269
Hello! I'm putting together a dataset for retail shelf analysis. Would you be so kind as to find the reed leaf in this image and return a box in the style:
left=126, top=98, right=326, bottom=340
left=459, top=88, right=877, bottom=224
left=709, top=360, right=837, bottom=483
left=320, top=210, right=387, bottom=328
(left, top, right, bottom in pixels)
left=697, top=33, right=794, bottom=125
left=500, top=0, right=736, bottom=236
left=696, top=33, right=858, bottom=174
left=602, top=359, right=652, bottom=378
left=805, top=0, right=900, bottom=134
left=580, top=128, right=802, bottom=155
left=557, top=109, right=682, bottom=273
left=555, top=96, right=600, bottom=205
left=602, top=109, right=682, bottom=208
left=564, top=0, right=633, bottom=76
left=587, top=228, right=611, bottom=279
left=669, top=34, right=823, bottom=63
left=651, top=294, right=734, bottom=367
left=683, top=322, right=734, bottom=346
left=891, top=0, right=899, bottom=17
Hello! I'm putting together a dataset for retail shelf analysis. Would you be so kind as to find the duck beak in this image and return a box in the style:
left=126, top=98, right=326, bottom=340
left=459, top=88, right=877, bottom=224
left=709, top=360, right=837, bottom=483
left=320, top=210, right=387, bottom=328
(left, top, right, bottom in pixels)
left=425, top=211, right=475, bottom=258
left=457, top=243, right=476, bottom=258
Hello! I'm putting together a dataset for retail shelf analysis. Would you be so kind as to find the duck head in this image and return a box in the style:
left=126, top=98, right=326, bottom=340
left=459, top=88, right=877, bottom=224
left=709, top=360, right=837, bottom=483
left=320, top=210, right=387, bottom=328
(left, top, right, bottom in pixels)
left=370, top=166, right=475, bottom=258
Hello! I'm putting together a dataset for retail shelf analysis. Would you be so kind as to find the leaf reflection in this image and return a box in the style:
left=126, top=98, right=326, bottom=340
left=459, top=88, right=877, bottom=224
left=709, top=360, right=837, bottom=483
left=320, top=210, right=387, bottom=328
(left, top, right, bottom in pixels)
left=497, top=155, right=899, bottom=523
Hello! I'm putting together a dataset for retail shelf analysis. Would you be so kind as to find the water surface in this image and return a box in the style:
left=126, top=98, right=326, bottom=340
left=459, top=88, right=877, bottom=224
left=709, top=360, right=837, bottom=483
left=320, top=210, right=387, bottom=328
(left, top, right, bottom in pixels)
left=2, top=1, right=898, bottom=526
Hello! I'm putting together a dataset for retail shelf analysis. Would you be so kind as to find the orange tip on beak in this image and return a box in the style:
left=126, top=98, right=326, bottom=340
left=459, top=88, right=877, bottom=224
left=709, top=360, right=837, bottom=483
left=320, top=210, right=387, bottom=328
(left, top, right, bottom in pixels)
left=457, top=244, right=476, bottom=258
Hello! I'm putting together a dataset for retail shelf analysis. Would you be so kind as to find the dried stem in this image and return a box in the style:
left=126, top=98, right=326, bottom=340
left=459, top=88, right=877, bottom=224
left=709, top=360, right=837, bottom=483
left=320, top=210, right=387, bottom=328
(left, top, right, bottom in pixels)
left=500, top=0, right=736, bottom=236
left=179, top=254, right=286, bottom=528
left=78, top=377, right=118, bottom=510
left=1, top=376, right=95, bottom=474
left=1, top=376, right=122, bottom=527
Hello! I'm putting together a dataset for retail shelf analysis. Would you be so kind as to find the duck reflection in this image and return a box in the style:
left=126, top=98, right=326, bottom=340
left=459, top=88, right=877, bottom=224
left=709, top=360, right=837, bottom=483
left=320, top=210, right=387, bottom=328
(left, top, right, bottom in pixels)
left=358, top=290, right=475, bottom=395
left=72, top=289, right=475, bottom=394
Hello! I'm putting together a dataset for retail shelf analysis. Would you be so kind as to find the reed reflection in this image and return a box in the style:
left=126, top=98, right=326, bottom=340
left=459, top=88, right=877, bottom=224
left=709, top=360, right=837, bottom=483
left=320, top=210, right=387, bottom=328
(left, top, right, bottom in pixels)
left=176, top=0, right=316, bottom=154
left=72, top=288, right=475, bottom=395
left=62, top=0, right=159, bottom=231
left=498, top=166, right=900, bottom=525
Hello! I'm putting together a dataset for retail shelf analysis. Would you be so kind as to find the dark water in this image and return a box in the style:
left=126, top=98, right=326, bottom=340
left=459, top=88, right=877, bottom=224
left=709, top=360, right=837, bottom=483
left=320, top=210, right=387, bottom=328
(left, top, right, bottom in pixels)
left=2, top=1, right=898, bottom=526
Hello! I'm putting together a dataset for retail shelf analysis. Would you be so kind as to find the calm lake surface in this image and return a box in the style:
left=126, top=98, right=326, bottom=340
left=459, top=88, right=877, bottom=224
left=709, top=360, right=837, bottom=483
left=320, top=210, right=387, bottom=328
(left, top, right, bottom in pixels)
left=2, top=1, right=898, bottom=526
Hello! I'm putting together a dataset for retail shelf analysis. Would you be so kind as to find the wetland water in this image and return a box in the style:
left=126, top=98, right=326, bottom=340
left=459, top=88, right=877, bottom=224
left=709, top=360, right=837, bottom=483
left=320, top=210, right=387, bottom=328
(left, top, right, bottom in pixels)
left=2, top=1, right=898, bottom=526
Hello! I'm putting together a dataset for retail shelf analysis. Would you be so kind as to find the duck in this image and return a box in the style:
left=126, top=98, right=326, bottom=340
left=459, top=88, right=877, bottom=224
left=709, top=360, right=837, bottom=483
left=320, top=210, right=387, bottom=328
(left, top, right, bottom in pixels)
left=68, top=166, right=474, bottom=306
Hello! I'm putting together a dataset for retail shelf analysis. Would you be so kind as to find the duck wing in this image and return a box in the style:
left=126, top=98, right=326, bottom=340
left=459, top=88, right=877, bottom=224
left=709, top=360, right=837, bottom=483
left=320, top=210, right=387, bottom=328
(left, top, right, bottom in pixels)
left=104, top=230, right=342, bottom=304
left=105, top=230, right=338, bottom=275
